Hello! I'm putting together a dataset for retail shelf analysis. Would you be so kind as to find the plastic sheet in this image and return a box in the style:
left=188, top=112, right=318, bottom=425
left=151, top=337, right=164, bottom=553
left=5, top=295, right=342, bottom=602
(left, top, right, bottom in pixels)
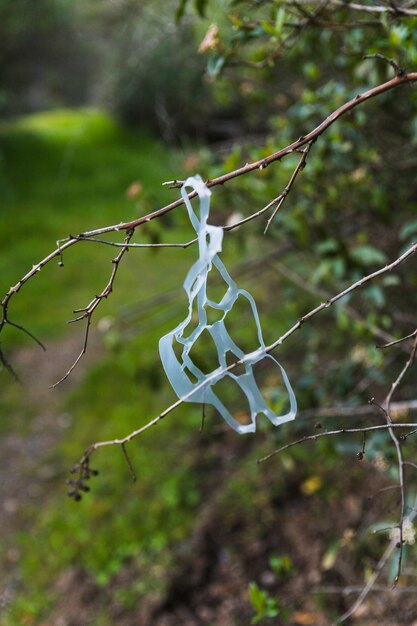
left=159, top=175, right=297, bottom=433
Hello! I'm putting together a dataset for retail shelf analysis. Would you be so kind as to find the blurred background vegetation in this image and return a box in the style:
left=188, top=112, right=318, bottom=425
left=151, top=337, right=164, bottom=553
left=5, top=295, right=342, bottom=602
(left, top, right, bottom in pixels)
left=1, top=0, right=417, bottom=624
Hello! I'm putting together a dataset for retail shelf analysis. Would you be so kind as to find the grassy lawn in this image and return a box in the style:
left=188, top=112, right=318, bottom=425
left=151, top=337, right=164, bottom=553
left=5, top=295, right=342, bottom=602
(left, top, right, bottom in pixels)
left=0, top=108, right=195, bottom=341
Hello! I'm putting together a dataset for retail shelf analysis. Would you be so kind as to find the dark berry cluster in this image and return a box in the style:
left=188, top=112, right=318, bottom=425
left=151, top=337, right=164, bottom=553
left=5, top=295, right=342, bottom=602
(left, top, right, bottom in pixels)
left=66, top=458, right=99, bottom=501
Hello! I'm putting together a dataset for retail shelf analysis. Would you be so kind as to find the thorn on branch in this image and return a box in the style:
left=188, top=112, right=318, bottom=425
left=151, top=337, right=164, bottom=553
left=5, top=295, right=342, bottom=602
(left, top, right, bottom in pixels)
left=162, top=179, right=185, bottom=189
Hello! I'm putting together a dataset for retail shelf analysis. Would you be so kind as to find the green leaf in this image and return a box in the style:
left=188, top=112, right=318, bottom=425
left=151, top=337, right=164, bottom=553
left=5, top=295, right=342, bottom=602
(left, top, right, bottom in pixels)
left=248, top=582, right=279, bottom=623
left=388, top=544, right=406, bottom=584
left=195, top=0, right=207, bottom=17
left=275, top=7, right=286, bottom=35
left=249, top=582, right=266, bottom=615
left=350, top=245, right=387, bottom=266
left=316, top=238, right=339, bottom=255
left=399, top=219, right=417, bottom=241
left=176, top=0, right=207, bottom=19
left=175, top=0, right=188, bottom=22
left=381, top=274, right=400, bottom=287
left=269, top=554, right=292, bottom=577
left=260, top=20, right=275, bottom=35
left=364, top=285, right=386, bottom=308
left=207, top=54, right=225, bottom=77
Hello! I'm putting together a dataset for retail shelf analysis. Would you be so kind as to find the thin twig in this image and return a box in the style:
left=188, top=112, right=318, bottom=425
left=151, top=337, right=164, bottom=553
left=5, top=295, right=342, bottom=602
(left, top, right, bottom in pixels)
left=371, top=485, right=401, bottom=497
left=364, top=53, right=406, bottom=77
left=256, top=423, right=417, bottom=464
left=386, top=335, right=417, bottom=410
left=381, top=334, right=417, bottom=582
left=271, top=260, right=400, bottom=349
left=316, top=583, right=417, bottom=595
left=70, top=235, right=197, bottom=249
left=264, top=142, right=313, bottom=233
left=329, top=0, right=417, bottom=15
left=267, top=239, right=417, bottom=354
left=0, top=346, right=20, bottom=383
left=1, top=236, right=76, bottom=348
left=298, top=399, right=417, bottom=420
left=403, top=426, right=417, bottom=439
left=223, top=192, right=292, bottom=231
left=6, top=320, right=46, bottom=351
left=51, top=229, right=135, bottom=387
left=404, top=461, right=417, bottom=470
left=336, top=495, right=417, bottom=623
left=50, top=320, right=92, bottom=388
left=121, top=443, right=137, bottom=482
left=377, top=329, right=417, bottom=349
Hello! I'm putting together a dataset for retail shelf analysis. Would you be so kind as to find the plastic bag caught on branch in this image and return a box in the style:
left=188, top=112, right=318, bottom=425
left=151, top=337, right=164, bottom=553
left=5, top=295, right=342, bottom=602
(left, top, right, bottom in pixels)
left=159, top=175, right=297, bottom=433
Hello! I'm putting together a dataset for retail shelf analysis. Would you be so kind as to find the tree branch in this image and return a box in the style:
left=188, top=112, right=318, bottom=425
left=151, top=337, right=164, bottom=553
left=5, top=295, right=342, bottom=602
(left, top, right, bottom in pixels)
left=121, top=73, right=417, bottom=232
left=2, top=73, right=416, bottom=360
left=73, top=239, right=417, bottom=469
left=257, top=422, right=417, bottom=463
left=51, top=229, right=135, bottom=387
left=336, top=494, right=417, bottom=623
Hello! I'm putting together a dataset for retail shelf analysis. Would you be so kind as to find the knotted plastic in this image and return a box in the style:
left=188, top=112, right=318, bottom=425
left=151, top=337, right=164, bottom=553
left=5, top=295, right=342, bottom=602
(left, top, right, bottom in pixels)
left=159, top=175, right=297, bottom=433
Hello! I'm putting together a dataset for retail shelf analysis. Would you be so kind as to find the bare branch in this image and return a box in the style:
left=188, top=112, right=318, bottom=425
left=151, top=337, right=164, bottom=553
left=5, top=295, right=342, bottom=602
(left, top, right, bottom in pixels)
left=51, top=229, right=135, bottom=387
left=0, top=346, right=20, bottom=383
left=257, top=423, right=417, bottom=464
left=329, top=0, right=417, bottom=15
left=404, top=461, right=417, bottom=470
left=121, top=443, right=137, bottom=482
left=6, top=320, right=46, bottom=351
left=298, top=399, right=417, bottom=420
left=50, top=318, right=93, bottom=388
left=71, top=235, right=198, bottom=249
left=381, top=334, right=417, bottom=582
left=120, top=73, right=417, bottom=233
left=316, top=584, right=417, bottom=595
left=270, top=260, right=401, bottom=350
left=336, top=494, right=417, bottom=623
left=1, top=236, right=77, bottom=345
left=267, top=239, right=417, bottom=354
left=264, top=142, right=313, bottom=234
left=386, top=335, right=417, bottom=410
left=377, top=329, right=417, bottom=349
left=364, top=53, right=406, bottom=77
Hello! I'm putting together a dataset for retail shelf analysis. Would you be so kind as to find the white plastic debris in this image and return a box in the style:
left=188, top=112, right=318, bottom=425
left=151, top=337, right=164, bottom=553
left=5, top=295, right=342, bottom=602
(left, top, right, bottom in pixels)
left=159, top=175, right=297, bottom=433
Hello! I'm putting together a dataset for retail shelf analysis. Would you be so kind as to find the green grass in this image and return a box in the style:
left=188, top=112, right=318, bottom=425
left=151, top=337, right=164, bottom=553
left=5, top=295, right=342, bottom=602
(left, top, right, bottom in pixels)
left=0, top=108, right=193, bottom=341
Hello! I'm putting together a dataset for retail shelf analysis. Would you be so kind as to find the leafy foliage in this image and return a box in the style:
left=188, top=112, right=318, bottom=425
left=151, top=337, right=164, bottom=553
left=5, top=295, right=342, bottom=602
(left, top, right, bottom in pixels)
left=248, top=582, right=279, bottom=623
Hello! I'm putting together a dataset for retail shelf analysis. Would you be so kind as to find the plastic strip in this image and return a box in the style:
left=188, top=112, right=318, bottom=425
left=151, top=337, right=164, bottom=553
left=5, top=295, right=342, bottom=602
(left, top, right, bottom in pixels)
left=159, top=175, right=297, bottom=433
